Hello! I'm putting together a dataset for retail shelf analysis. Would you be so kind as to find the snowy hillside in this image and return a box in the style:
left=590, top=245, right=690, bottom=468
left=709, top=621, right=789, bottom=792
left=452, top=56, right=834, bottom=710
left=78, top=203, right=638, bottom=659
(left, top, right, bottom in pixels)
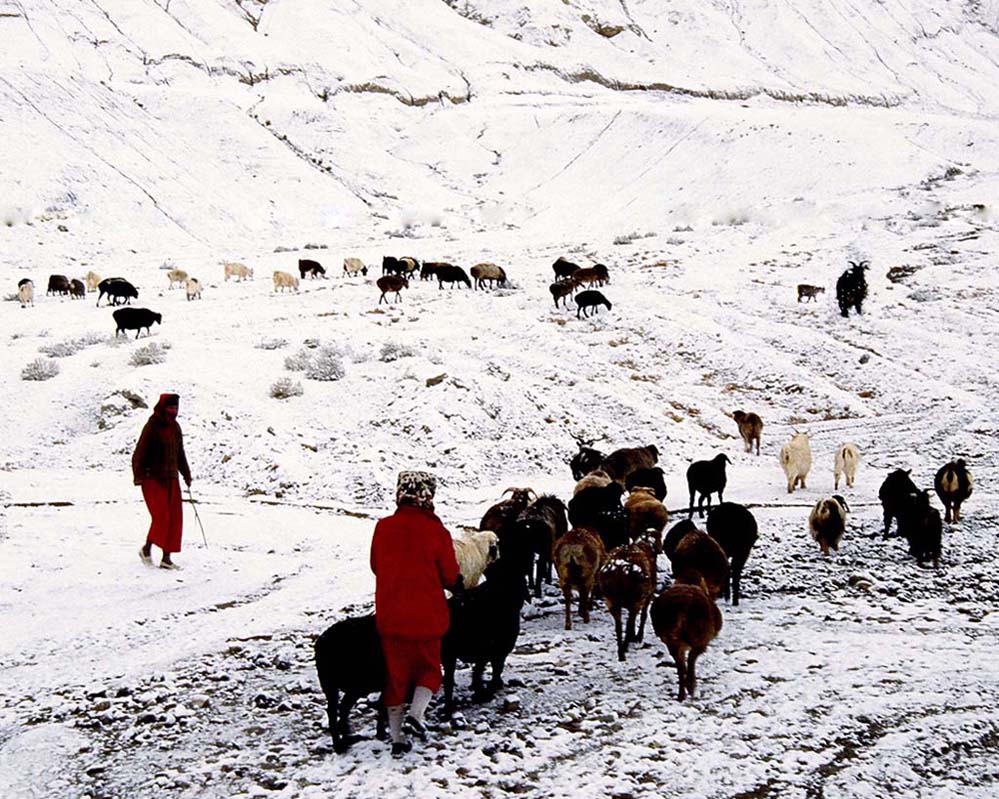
left=2, top=1, right=999, bottom=798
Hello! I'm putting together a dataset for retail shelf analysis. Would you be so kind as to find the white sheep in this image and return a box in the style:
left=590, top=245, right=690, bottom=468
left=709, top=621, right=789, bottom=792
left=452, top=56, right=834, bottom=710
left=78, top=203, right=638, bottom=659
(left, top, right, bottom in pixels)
left=451, top=529, right=499, bottom=589
left=17, top=280, right=33, bottom=308
left=224, top=261, right=253, bottom=282
left=834, top=443, right=860, bottom=490
left=167, top=269, right=189, bottom=289
left=343, top=257, right=367, bottom=276
left=84, top=271, right=101, bottom=292
left=809, top=495, right=849, bottom=555
left=780, top=431, right=812, bottom=494
left=573, top=468, right=612, bottom=496
left=273, top=270, right=300, bottom=293
left=185, top=277, right=202, bottom=301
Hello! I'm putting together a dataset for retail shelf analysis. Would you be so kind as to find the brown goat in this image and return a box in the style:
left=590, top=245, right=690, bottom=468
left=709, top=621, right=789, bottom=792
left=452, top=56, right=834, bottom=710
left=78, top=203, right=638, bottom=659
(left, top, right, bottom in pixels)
left=651, top=584, right=723, bottom=701
left=573, top=265, right=610, bottom=287
left=732, top=410, right=763, bottom=456
left=376, top=275, right=408, bottom=304
left=668, top=529, right=729, bottom=599
left=625, top=487, right=669, bottom=553
left=549, top=278, right=580, bottom=308
left=598, top=540, right=657, bottom=661
left=553, top=527, right=606, bottom=630
left=600, top=445, right=660, bottom=484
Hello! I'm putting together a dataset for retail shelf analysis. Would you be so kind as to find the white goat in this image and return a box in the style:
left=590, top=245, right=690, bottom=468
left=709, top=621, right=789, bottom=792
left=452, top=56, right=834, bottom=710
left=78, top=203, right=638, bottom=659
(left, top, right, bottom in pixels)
left=780, top=432, right=812, bottom=494
left=573, top=468, right=612, bottom=496
left=224, top=262, right=253, bottom=282
left=343, top=257, right=367, bottom=276
left=185, top=278, right=202, bottom=301
left=272, top=270, right=299, bottom=293
left=452, top=529, right=499, bottom=589
left=17, top=280, right=34, bottom=308
left=84, top=271, right=101, bottom=292
left=834, top=443, right=860, bottom=490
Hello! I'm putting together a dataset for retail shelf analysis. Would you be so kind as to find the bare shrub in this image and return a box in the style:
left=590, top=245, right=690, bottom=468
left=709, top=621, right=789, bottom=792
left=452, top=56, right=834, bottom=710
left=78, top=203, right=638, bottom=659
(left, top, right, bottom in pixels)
left=270, top=377, right=303, bottom=399
left=21, top=359, right=60, bottom=381
left=130, top=343, right=166, bottom=367
left=379, top=342, right=418, bottom=362
left=305, top=346, right=345, bottom=381
left=255, top=337, right=289, bottom=350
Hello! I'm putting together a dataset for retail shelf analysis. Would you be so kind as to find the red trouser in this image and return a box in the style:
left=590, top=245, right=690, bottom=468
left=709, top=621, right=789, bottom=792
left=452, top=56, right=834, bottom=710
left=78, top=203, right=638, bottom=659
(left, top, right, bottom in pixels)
left=142, top=478, right=183, bottom=554
left=380, top=636, right=443, bottom=706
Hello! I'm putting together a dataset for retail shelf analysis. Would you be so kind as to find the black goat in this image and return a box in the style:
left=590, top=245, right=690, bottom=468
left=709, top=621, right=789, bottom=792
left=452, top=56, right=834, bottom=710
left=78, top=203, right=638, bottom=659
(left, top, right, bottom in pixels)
left=513, top=495, right=568, bottom=598
left=898, top=489, right=942, bottom=568
left=686, top=454, right=732, bottom=518
left=441, top=549, right=528, bottom=718
left=552, top=257, right=580, bottom=281
left=878, top=468, right=919, bottom=538
left=382, top=256, right=405, bottom=276
left=569, top=441, right=605, bottom=481
left=625, top=467, right=668, bottom=501
left=706, top=502, right=758, bottom=606
left=113, top=307, right=161, bottom=338
left=436, top=264, right=472, bottom=289
left=70, top=279, right=85, bottom=299
left=47, top=274, right=70, bottom=295
left=836, top=260, right=869, bottom=317
left=314, top=615, right=387, bottom=753
left=97, top=277, right=138, bottom=307
left=568, top=482, right=628, bottom=551
left=299, top=259, right=326, bottom=279
left=575, top=290, right=612, bottom=318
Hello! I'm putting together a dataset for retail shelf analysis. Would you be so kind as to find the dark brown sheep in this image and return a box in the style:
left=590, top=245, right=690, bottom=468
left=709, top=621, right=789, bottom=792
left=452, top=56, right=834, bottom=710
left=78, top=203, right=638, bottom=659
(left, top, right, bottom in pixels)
left=600, top=445, right=660, bottom=484
left=651, top=584, right=723, bottom=701
left=376, top=275, right=408, bottom=304
left=732, top=410, right=763, bottom=456
left=668, top=528, right=729, bottom=599
left=553, top=527, right=606, bottom=630
left=598, top=540, right=656, bottom=661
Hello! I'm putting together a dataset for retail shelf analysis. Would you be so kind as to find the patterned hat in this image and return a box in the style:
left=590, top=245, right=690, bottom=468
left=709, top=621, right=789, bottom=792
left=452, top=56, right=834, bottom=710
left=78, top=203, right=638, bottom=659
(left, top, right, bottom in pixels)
left=396, top=471, right=436, bottom=509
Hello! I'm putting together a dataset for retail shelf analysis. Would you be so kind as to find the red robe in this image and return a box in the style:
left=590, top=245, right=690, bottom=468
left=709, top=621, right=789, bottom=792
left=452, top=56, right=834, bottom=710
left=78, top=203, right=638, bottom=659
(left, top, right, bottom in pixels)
left=370, top=505, right=460, bottom=704
left=132, top=399, right=191, bottom=554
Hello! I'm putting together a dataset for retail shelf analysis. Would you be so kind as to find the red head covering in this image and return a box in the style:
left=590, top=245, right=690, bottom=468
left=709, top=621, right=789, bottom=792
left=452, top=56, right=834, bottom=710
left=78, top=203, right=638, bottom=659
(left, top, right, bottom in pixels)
left=153, top=393, right=180, bottom=420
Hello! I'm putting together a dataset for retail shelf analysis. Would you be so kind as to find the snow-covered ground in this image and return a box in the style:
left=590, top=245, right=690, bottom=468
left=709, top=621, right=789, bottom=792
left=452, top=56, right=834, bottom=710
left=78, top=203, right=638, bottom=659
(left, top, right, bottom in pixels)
left=2, top=1, right=998, bottom=797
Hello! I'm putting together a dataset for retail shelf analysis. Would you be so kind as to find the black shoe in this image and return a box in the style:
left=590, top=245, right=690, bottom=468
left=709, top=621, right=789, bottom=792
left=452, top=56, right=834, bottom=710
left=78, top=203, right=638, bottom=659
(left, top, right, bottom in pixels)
left=391, top=741, right=412, bottom=759
left=404, top=715, right=428, bottom=740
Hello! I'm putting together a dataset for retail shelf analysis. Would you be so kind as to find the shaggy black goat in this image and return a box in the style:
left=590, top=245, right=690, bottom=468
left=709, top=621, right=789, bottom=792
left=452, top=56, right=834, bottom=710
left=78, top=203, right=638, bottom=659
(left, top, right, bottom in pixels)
left=113, top=307, right=161, bottom=338
left=70, top=279, right=85, bottom=299
left=436, top=264, right=472, bottom=289
left=513, top=494, right=569, bottom=598
left=299, top=259, right=326, bottom=279
left=568, top=482, right=628, bottom=551
left=97, top=277, right=138, bottom=307
left=552, top=256, right=580, bottom=281
left=836, top=260, right=869, bottom=317
left=569, top=441, right=605, bottom=481
left=897, top=489, right=942, bottom=568
left=575, top=290, right=612, bottom=318
left=600, top=444, right=659, bottom=484
left=47, top=274, right=71, bottom=296
left=878, top=468, right=919, bottom=538
left=441, top=547, right=528, bottom=718
left=625, top=466, right=668, bottom=502
left=314, top=615, right=387, bottom=753
left=705, top=502, right=758, bottom=606
left=381, top=256, right=405, bottom=276
left=686, top=454, right=732, bottom=518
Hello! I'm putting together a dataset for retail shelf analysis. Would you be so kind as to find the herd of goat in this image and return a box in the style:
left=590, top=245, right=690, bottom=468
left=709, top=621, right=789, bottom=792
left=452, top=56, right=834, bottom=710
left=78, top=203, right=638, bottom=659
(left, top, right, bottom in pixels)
left=17, top=255, right=878, bottom=333
left=313, top=425, right=974, bottom=754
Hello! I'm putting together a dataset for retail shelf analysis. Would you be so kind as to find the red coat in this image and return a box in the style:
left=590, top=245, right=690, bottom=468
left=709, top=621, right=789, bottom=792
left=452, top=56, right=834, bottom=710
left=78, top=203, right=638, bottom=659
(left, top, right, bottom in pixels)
left=370, top=505, right=460, bottom=640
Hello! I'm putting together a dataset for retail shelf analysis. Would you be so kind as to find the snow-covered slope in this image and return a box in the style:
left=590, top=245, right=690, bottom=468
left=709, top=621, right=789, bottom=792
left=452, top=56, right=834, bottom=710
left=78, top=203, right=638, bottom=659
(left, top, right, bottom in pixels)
left=1, top=2, right=998, bottom=798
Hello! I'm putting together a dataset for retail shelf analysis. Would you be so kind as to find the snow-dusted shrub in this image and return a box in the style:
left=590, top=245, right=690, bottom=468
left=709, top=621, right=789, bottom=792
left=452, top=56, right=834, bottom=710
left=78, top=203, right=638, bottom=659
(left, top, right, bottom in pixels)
left=284, top=348, right=311, bottom=371
left=39, top=339, right=83, bottom=358
left=21, top=358, right=59, bottom=381
left=130, top=343, right=166, bottom=367
left=380, top=342, right=418, bottom=362
left=270, top=378, right=303, bottom=399
left=305, top=347, right=345, bottom=381
left=255, top=337, right=288, bottom=350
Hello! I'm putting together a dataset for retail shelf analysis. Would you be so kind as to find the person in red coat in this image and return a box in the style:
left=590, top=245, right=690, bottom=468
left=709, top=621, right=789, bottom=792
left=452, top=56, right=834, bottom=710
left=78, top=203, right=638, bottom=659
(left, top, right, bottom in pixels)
left=133, top=393, right=192, bottom=570
left=370, top=471, right=462, bottom=758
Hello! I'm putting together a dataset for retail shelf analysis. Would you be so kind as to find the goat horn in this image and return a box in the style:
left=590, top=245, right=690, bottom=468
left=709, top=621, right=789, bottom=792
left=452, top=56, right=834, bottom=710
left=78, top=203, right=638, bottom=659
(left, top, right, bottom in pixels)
left=501, top=487, right=518, bottom=497
left=526, top=488, right=538, bottom=500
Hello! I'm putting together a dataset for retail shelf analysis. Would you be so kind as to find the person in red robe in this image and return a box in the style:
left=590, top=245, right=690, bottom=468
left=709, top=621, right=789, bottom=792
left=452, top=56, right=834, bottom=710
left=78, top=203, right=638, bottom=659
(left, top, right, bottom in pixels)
left=133, top=393, right=192, bottom=570
left=370, top=471, right=462, bottom=758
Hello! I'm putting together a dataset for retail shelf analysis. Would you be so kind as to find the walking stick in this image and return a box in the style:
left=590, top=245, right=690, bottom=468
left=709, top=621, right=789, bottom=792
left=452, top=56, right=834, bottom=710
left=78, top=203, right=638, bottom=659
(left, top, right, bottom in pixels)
left=186, top=485, right=208, bottom=548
